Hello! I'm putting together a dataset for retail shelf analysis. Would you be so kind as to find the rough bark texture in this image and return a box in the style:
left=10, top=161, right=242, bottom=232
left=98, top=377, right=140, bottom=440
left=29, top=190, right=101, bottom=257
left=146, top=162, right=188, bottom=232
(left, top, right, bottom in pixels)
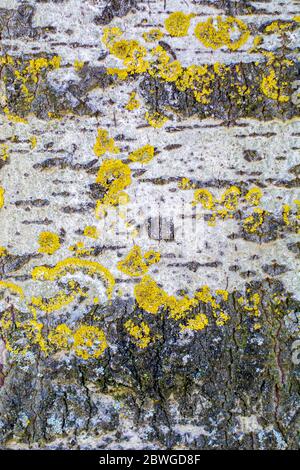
left=0, top=0, right=299, bottom=450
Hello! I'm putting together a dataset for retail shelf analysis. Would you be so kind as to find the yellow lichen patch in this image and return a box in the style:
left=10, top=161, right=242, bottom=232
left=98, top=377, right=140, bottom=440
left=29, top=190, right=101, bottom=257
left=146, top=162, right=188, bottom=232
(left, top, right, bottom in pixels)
left=107, top=67, right=129, bottom=80
left=134, top=275, right=168, bottom=314
left=128, top=144, right=155, bottom=164
left=260, top=70, right=289, bottom=103
left=117, top=246, right=148, bottom=277
left=243, top=208, right=265, bottom=233
left=144, top=250, right=160, bottom=265
left=27, top=56, right=61, bottom=83
left=145, top=111, right=168, bottom=128
left=96, top=159, right=131, bottom=194
left=68, top=241, right=94, bottom=257
left=23, top=319, right=48, bottom=353
left=220, top=186, right=241, bottom=211
left=164, top=12, right=193, bottom=37
left=48, top=323, right=73, bottom=350
left=194, top=16, right=250, bottom=51
left=31, top=288, right=79, bottom=314
left=264, top=20, right=295, bottom=34
left=282, top=204, right=291, bottom=225
left=166, top=295, right=198, bottom=321
left=3, top=107, right=28, bottom=124
left=192, top=188, right=215, bottom=210
left=102, top=26, right=123, bottom=48
left=0, top=280, right=24, bottom=299
left=0, top=144, right=9, bottom=161
left=143, top=28, right=164, bottom=42
left=176, top=64, right=215, bottom=104
left=282, top=201, right=300, bottom=233
left=108, top=39, right=140, bottom=60
left=74, top=59, right=84, bottom=71
left=123, top=45, right=149, bottom=75
left=96, top=159, right=131, bottom=210
left=118, top=246, right=160, bottom=277
left=159, top=60, right=183, bottom=82
left=0, top=246, right=8, bottom=257
left=93, top=128, right=120, bottom=157
left=180, top=313, right=209, bottom=331
left=3, top=56, right=60, bottom=119
left=245, top=187, right=263, bottom=206
left=30, top=136, right=37, bottom=149
left=38, top=231, right=61, bottom=255
left=125, top=91, right=140, bottom=111
left=0, top=186, right=5, bottom=209
left=73, top=325, right=107, bottom=359
left=238, top=292, right=261, bottom=317
left=124, top=319, right=151, bottom=348
left=84, top=225, right=98, bottom=239
left=216, top=289, right=229, bottom=302
left=178, top=177, right=194, bottom=190
left=31, top=257, right=115, bottom=300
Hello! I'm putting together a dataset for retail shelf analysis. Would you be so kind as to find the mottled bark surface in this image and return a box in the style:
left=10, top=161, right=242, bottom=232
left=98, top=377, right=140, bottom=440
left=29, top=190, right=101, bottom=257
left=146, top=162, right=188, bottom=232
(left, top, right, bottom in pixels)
left=0, top=0, right=299, bottom=450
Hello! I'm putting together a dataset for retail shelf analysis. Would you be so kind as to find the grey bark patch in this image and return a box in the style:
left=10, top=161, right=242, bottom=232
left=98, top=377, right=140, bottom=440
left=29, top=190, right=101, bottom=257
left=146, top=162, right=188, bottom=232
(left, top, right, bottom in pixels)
left=93, top=0, right=136, bottom=25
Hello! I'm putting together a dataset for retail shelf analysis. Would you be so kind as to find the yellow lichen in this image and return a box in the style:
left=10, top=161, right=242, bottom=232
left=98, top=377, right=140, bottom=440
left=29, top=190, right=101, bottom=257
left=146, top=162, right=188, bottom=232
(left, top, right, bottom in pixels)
left=124, top=319, right=151, bottom=348
left=260, top=69, right=289, bottom=103
left=194, top=16, right=250, bottom=51
left=245, top=187, right=263, bottom=206
left=220, top=186, right=241, bottom=211
left=165, top=12, right=193, bottom=37
left=134, top=275, right=168, bottom=314
left=176, top=64, right=215, bottom=104
left=282, top=204, right=291, bottom=226
left=264, top=21, right=294, bottom=34
left=30, top=136, right=37, bottom=149
left=243, top=208, right=265, bottom=233
left=117, top=246, right=149, bottom=277
left=128, top=144, right=155, bottom=164
left=238, top=292, right=261, bottom=317
left=178, top=178, right=194, bottom=190
left=159, top=60, right=183, bottom=82
left=125, top=91, right=140, bottom=111
left=118, top=246, right=160, bottom=277
left=180, top=313, right=209, bottom=331
left=102, top=26, right=123, bottom=48
left=3, top=107, right=28, bottom=124
left=109, top=39, right=140, bottom=60
left=74, top=59, right=84, bottom=71
left=0, top=186, right=4, bottom=209
left=0, top=280, right=24, bottom=299
left=0, top=246, right=8, bottom=257
left=83, top=225, right=98, bottom=239
left=0, top=144, right=9, bottom=161
left=32, top=257, right=115, bottom=300
left=73, top=325, right=107, bottom=359
left=167, top=295, right=198, bottom=321
left=68, top=241, right=94, bottom=257
left=107, top=67, right=129, bottom=80
left=192, top=188, right=215, bottom=210
left=145, top=111, right=168, bottom=128
left=48, top=323, right=73, bottom=349
left=123, top=45, right=149, bottom=75
left=93, top=129, right=120, bottom=157
left=144, top=250, right=160, bottom=265
left=31, top=287, right=79, bottom=313
left=38, top=231, right=61, bottom=255
left=143, top=28, right=164, bottom=42
left=95, top=159, right=131, bottom=211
